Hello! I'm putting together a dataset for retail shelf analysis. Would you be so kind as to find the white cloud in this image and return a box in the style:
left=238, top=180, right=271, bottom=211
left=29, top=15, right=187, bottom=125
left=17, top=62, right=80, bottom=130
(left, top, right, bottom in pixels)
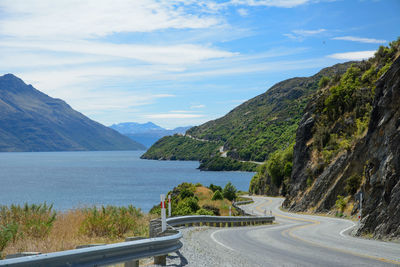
left=0, top=0, right=220, bottom=39
left=0, top=39, right=235, bottom=66
left=144, top=113, right=204, bottom=119
left=284, top=28, right=326, bottom=40
left=328, top=50, right=375, bottom=60
left=332, top=36, right=386, bottom=44
left=230, top=0, right=310, bottom=8
left=191, top=104, right=206, bottom=109
left=237, top=8, right=249, bottom=16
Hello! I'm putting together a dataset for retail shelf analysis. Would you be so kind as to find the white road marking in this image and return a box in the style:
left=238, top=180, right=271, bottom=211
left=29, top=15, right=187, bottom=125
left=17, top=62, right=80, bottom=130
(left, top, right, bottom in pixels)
left=340, top=221, right=356, bottom=237
left=210, top=229, right=235, bottom=251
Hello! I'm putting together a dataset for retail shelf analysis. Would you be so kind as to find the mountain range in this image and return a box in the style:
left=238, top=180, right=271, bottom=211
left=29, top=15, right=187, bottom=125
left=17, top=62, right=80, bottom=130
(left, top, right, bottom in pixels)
left=110, top=122, right=191, bottom=148
left=0, top=74, right=145, bottom=152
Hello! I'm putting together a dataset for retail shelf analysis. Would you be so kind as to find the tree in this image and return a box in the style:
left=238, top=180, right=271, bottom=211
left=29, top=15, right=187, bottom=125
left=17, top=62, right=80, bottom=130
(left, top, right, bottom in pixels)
left=223, top=182, right=237, bottom=201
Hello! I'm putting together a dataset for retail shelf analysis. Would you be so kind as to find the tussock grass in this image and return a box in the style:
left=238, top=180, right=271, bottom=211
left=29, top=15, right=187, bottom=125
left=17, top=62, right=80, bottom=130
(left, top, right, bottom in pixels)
left=0, top=204, right=155, bottom=258
left=195, top=187, right=235, bottom=216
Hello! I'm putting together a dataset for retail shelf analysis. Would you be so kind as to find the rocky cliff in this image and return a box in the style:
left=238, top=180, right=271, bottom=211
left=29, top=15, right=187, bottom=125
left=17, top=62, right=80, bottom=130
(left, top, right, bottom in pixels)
left=284, top=47, right=400, bottom=240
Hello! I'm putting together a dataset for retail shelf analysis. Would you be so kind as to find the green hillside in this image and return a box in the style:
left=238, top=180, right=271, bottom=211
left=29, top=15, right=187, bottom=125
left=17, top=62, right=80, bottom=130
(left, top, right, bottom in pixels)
left=142, top=62, right=353, bottom=170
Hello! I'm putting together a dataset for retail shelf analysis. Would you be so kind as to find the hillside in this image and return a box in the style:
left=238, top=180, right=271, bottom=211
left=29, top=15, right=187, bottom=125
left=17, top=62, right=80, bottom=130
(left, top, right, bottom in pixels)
left=110, top=122, right=190, bottom=148
left=0, top=74, right=145, bottom=152
left=142, top=61, right=353, bottom=170
left=282, top=39, right=400, bottom=240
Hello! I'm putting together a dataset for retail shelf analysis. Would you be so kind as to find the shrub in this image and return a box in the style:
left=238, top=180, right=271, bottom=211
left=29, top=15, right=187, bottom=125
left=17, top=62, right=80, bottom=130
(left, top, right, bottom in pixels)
left=0, top=223, right=18, bottom=257
left=335, top=195, right=346, bottom=213
left=195, top=209, right=214, bottom=215
left=202, top=205, right=220, bottom=216
left=318, top=76, right=330, bottom=88
left=222, top=182, right=237, bottom=201
left=209, top=184, right=222, bottom=193
left=173, top=197, right=200, bottom=216
left=211, top=190, right=224, bottom=200
left=80, top=205, right=142, bottom=238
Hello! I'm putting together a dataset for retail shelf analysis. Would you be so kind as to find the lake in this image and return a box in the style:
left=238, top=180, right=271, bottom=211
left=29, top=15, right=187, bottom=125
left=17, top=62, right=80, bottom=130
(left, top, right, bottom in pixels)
left=0, top=151, right=254, bottom=212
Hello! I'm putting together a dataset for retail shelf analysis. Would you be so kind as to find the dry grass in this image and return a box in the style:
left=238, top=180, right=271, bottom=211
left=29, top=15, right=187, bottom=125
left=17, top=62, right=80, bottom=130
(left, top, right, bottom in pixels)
left=195, top=187, right=235, bottom=216
left=1, top=208, right=155, bottom=258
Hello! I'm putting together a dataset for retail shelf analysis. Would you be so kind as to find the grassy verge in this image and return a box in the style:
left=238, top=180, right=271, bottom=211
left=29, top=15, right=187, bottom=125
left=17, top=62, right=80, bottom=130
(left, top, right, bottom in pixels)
left=0, top=204, right=155, bottom=259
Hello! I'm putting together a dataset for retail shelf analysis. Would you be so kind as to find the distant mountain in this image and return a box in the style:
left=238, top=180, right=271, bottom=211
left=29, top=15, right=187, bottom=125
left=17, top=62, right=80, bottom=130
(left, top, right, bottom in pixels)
left=110, top=122, right=191, bottom=148
left=0, top=74, right=146, bottom=152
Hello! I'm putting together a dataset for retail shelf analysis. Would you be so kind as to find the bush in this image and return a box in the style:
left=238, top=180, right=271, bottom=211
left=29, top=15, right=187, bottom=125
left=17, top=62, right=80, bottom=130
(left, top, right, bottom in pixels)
left=80, top=205, right=142, bottom=238
left=211, top=190, right=224, bottom=200
left=209, top=184, right=222, bottom=193
left=201, top=205, right=220, bottom=216
left=335, top=195, right=347, bottom=213
left=173, top=197, right=200, bottom=216
left=0, top=223, right=18, bottom=257
left=195, top=209, right=214, bottom=216
left=318, top=76, right=330, bottom=88
left=222, top=182, right=237, bottom=201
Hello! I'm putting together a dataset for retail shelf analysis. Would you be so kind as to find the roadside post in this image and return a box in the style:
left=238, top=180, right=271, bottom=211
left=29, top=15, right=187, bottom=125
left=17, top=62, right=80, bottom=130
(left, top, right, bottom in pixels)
left=359, top=192, right=363, bottom=221
left=160, top=194, right=166, bottom=232
left=168, top=194, right=171, bottom=217
left=229, top=206, right=232, bottom=216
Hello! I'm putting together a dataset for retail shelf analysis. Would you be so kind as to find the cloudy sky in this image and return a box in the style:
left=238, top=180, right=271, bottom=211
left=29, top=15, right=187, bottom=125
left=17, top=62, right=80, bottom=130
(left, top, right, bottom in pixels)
left=0, top=0, right=399, bottom=128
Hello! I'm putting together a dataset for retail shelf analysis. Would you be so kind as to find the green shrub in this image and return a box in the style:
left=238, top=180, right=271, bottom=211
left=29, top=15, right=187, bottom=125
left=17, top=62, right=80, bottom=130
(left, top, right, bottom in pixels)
left=335, top=195, right=347, bottom=213
left=173, top=197, right=200, bottom=216
left=222, top=182, right=237, bottom=201
left=195, top=209, right=214, bottom=215
left=211, top=190, right=224, bottom=200
left=209, top=184, right=222, bottom=193
left=80, top=205, right=142, bottom=238
left=318, top=76, right=330, bottom=88
left=0, top=223, right=18, bottom=257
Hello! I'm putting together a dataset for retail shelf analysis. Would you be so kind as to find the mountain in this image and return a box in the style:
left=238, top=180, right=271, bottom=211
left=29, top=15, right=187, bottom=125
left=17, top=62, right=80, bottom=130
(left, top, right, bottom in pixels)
left=142, top=61, right=353, bottom=170
left=110, top=122, right=191, bottom=148
left=281, top=39, right=400, bottom=240
left=0, top=74, right=146, bottom=152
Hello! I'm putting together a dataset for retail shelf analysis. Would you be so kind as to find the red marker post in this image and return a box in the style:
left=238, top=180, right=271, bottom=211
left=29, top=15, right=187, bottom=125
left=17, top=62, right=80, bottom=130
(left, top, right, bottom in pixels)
left=160, top=194, right=166, bottom=232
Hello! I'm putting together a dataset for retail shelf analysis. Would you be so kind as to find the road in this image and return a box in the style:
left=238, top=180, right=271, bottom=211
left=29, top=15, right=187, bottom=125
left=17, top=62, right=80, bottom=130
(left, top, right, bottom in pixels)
left=209, top=196, right=400, bottom=266
left=158, top=196, right=400, bottom=266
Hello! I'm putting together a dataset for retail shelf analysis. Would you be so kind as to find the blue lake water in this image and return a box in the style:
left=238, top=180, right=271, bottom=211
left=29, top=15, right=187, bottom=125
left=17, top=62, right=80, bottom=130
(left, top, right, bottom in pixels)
left=0, top=151, right=254, bottom=212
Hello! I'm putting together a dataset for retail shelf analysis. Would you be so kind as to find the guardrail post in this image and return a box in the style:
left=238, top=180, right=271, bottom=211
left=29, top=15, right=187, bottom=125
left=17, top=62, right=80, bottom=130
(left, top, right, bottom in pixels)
left=168, top=194, right=171, bottom=217
left=154, top=255, right=167, bottom=265
left=161, top=194, right=167, bottom=232
left=124, top=260, right=139, bottom=267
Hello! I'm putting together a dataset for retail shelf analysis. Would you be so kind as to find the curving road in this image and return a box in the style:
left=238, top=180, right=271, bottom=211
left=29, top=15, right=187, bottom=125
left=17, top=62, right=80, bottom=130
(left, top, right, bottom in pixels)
left=208, top=196, right=400, bottom=266
left=154, top=196, right=400, bottom=266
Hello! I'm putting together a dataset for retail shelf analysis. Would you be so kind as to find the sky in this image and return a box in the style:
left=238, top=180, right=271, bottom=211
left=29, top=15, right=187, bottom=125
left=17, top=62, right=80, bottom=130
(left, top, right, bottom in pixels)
left=0, top=0, right=399, bottom=129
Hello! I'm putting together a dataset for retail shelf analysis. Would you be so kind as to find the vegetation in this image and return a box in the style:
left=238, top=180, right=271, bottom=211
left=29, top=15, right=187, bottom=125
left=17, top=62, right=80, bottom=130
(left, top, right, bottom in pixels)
left=80, top=205, right=144, bottom=238
left=141, top=135, right=220, bottom=161
left=142, top=61, right=353, bottom=171
left=222, top=182, right=237, bottom=201
left=309, top=38, right=400, bottom=194
left=0, top=203, right=152, bottom=259
left=199, top=156, right=257, bottom=171
left=249, top=144, right=293, bottom=195
left=335, top=195, right=347, bottom=216
left=149, top=182, right=238, bottom=217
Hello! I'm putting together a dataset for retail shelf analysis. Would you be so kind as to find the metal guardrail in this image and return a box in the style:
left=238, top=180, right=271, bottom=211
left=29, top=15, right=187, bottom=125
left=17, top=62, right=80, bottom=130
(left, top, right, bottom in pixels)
left=0, top=230, right=182, bottom=267
left=166, top=215, right=274, bottom=227
left=0, top=201, right=274, bottom=267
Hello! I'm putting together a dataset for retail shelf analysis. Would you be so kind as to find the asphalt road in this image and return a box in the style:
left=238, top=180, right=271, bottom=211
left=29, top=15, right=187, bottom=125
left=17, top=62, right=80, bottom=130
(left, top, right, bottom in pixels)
left=208, top=196, right=400, bottom=266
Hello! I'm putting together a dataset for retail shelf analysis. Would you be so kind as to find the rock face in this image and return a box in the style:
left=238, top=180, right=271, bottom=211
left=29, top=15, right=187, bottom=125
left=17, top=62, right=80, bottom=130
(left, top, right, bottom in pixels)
left=284, top=56, right=400, bottom=239
left=0, top=74, right=146, bottom=152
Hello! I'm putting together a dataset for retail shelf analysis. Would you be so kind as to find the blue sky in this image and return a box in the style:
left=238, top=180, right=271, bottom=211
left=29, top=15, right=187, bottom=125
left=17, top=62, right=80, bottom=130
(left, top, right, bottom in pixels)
left=0, top=0, right=399, bottom=128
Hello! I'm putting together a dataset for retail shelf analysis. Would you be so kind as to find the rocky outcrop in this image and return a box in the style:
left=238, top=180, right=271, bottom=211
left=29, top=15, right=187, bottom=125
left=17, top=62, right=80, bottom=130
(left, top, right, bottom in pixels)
left=356, top=56, right=400, bottom=239
left=284, top=56, right=400, bottom=240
